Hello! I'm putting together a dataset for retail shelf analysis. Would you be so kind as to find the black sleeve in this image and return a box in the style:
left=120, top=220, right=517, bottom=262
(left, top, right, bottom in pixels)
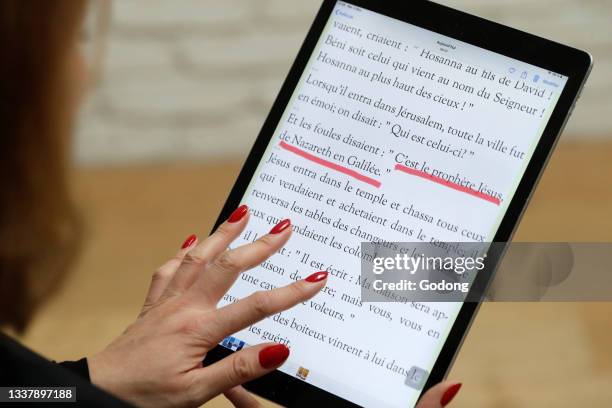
left=0, top=333, right=133, bottom=407
left=58, top=358, right=90, bottom=381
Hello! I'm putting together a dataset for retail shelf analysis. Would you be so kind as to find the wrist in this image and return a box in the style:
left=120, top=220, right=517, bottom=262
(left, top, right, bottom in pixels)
left=88, top=351, right=120, bottom=396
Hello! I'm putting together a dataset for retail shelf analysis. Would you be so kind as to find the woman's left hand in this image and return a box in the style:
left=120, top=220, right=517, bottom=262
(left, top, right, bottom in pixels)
left=222, top=380, right=463, bottom=408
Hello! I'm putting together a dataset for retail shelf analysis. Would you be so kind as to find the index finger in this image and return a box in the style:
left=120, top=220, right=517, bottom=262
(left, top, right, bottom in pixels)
left=202, top=271, right=328, bottom=345
left=184, top=219, right=293, bottom=308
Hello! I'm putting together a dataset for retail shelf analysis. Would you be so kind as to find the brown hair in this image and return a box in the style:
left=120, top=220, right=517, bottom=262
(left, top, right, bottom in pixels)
left=0, top=1, right=86, bottom=332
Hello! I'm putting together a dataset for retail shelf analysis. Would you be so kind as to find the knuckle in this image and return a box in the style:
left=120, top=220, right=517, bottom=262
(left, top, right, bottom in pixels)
left=183, top=251, right=208, bottom=266
left=214, top=250, right=239, bottom=273
left=151, top=268, right=170, bottom=283
left=231, top=353, right=253, bottom=383
left=181, top=314, right=202, bottom=336
left=170, top=254, right=184, bottom=264
left=250, top=291, right=272, bottom=316
left=256, top=235, right=276, bottom=251
left=215, top=223, right=233, bottom=240
left=288, top=281, right=307, bottom=299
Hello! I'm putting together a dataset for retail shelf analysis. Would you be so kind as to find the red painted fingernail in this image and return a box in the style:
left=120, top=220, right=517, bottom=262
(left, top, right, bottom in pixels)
left=440, top=383, right=462, bottom=406
left=305, top=271, right=328, bottom=283
left=180, top=234, right=197, bottom=249
left=228, top=204, right=248, bottom=223
left=269, top=219, right=291, bottom=234
left=258, top=344, right=290, bottom=369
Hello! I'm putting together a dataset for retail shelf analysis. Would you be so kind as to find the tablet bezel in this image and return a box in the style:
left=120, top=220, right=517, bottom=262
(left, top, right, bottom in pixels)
left=203, top=1, right=592, bottom=406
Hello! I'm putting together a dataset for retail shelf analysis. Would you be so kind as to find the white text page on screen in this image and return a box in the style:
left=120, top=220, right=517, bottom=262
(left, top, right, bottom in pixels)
left=219, top=2, right=567, bottom=407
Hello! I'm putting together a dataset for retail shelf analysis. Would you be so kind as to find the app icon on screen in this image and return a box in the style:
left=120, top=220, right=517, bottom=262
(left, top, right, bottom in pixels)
left=221, top=336, right=246, bottom=351
left=296, top=367, right=310, bottom=380
left=405, top=366, right=429, bottom=390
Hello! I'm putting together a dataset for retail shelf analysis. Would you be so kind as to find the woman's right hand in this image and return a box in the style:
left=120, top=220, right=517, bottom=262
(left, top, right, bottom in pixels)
left=89, top=205, right=328, bottom=407
left=88, top=203, right=462, bottom=408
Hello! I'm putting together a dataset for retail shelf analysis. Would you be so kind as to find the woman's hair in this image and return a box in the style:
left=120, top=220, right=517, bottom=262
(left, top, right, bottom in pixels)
left=0, top=1, right=86, bottom=332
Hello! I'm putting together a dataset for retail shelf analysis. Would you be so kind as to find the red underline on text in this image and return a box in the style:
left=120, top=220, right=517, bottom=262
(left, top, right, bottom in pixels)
left=394, top=164, right=501, bottom=205
left=279, top=141, right=382, bottom=188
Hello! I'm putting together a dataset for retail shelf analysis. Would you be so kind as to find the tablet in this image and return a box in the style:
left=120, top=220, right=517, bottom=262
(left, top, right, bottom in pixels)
left=204, top=1, right=591, bottom=406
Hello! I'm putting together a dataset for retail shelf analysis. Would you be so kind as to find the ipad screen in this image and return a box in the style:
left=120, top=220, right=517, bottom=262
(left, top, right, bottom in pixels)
left=219, top=1, right=567, bottom=406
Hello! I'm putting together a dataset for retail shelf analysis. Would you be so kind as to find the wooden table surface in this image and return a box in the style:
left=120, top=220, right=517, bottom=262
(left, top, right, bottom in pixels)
left=18, top=142, right=612, bottom=407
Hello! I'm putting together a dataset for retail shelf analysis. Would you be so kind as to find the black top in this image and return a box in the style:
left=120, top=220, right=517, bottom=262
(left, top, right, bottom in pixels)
left=58, top=358, right=90, bottom=381
left=0, top=332, right=133, bottom=407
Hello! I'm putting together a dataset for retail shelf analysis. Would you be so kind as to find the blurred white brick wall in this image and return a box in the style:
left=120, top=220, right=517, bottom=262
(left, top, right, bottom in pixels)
left=76, top=0, right=612, bottom=165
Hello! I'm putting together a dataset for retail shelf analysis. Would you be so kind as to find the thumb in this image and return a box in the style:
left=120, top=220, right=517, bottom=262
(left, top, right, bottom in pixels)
left=189, top=343, right=289, bottom=403
left=416, top=381, right=462, bottom=408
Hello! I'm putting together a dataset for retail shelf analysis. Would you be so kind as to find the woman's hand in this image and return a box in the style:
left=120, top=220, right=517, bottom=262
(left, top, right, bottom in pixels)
left=88, top=205, right=328, bottom=407
left=88, top=204, right=462, bottom=408
left=221, top=380, right=462, bottom=408
left=222, top=381, right=461, bottom=408
left=415, top=381, right=462, bottom=408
